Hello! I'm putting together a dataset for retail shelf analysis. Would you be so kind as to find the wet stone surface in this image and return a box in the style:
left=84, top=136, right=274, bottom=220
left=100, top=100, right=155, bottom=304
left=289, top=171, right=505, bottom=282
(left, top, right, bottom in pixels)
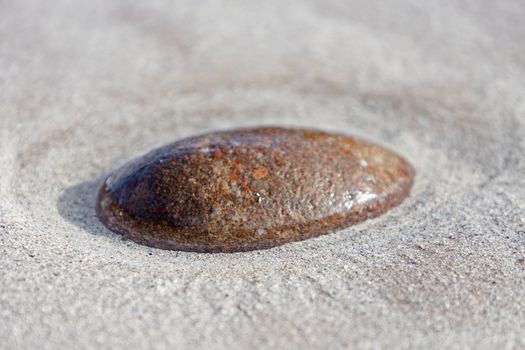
left=96, top=127, right=414, bottom=252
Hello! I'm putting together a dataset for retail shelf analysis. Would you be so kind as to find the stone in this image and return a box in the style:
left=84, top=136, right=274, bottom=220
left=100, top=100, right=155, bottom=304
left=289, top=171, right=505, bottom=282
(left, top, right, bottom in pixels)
left=96, top=127, right=414, bottom=252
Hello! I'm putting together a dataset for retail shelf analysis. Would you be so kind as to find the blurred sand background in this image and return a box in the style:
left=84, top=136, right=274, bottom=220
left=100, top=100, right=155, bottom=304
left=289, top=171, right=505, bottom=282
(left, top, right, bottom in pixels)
left=1, top=0, right=525, bottom=349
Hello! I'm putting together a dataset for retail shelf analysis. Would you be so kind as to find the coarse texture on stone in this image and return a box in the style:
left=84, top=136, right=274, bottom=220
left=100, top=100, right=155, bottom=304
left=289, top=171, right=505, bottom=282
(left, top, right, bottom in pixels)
left=2, top=0, right=525, bottom=349
left=97, top=127, right=414, bottom=252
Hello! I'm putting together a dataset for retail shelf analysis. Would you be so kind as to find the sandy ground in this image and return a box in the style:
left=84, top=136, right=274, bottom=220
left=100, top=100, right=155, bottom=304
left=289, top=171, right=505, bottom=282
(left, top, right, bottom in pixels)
left=1, top=0, right=525, bottom=349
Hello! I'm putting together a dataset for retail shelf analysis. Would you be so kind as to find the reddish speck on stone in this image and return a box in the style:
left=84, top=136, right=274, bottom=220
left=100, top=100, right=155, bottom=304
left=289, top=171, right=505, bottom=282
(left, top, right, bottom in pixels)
left=96, top=127, right=415, bottom=253
left=252, top=166, right=269, bottom=179
left=229, top=162, right=242, bottom=182
left=212, top=148, right=223, bottom=159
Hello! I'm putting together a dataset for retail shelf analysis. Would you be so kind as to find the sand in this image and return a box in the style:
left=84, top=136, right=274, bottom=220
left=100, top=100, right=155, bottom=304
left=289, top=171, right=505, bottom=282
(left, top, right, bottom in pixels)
left=1, top=0, right=525, bottom=349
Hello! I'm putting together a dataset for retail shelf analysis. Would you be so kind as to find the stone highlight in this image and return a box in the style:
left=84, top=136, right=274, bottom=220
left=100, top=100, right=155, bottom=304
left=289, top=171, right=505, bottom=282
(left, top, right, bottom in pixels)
left=96, top=127, right=414, bottom=252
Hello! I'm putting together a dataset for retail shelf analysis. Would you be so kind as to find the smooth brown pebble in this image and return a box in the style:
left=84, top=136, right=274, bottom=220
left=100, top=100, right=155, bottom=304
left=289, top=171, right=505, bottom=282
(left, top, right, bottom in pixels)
left=96, top=127, right=414, bottom=253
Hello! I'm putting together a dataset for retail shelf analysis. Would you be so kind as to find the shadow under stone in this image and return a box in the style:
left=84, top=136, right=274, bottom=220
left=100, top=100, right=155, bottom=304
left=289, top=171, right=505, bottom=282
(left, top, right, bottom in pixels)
left=57, top=177, right=117, bottom=239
